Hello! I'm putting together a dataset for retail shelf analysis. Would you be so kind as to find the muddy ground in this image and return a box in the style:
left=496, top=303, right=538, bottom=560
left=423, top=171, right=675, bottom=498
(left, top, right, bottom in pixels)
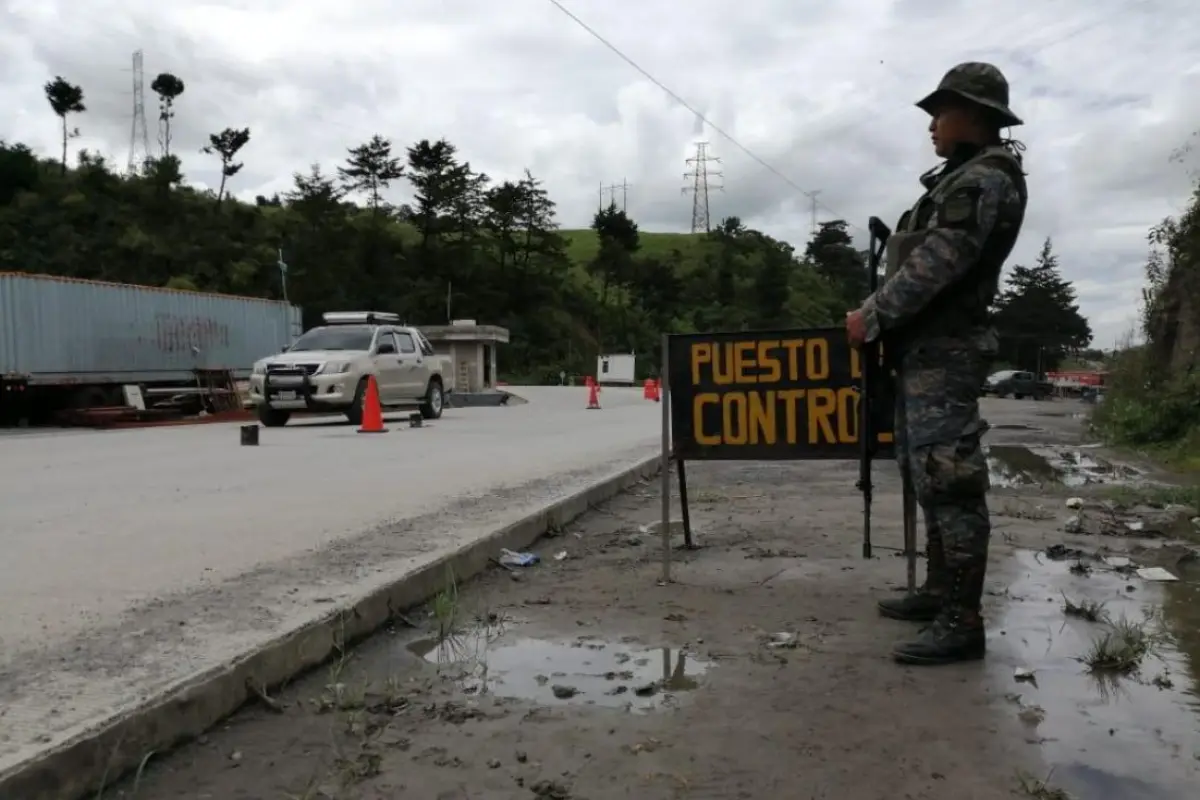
left=108, top=398, right=1200, bottom=800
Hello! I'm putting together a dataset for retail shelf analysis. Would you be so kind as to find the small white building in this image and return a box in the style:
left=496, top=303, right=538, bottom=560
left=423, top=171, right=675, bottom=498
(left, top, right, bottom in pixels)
left=596, top=353, right=636, bottom=386
left=422, top=320, right=510, bottom=393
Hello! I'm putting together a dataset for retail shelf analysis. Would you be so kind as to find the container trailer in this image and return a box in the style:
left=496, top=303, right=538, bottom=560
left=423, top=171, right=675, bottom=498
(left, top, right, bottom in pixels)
left=0, top=272, right=301, bottom=426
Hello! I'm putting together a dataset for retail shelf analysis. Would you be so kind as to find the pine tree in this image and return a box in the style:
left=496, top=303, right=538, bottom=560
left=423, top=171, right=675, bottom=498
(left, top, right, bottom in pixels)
left=992, top=237, right=1092, bottom=372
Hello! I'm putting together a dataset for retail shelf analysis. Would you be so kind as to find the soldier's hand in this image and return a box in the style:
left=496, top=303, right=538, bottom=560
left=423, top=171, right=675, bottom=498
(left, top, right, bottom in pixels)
left=845, top=309, right=867, bottom=347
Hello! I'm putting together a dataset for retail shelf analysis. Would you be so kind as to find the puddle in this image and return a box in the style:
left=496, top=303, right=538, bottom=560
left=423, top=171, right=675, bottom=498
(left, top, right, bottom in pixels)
left=987, top=445, right=1143, bottom=488
left=991, top=550, right=1200, bottom=798
left=406, top=631, right=709, bottom=712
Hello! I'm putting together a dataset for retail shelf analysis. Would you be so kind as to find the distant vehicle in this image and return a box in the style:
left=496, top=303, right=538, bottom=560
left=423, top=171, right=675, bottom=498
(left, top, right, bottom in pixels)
left=982, top=369, right=1052, bottom=400
left=247, top=312, right=453, bottom=427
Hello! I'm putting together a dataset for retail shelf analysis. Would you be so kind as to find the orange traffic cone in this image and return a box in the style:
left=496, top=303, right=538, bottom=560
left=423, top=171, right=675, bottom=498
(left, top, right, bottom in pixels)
left=586, top=382, right=601, bottom=410
left=643, top=378, right=655, bottom=400
left=357, top=375, right=388, bottom=433
left=652, top=378, right=661, bottom=402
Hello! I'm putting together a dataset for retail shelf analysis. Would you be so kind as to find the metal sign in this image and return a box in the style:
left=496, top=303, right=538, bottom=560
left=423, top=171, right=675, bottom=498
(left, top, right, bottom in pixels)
left=654, top=216, right=915, bottom=588
left=666, top=327, right=895, bottom=462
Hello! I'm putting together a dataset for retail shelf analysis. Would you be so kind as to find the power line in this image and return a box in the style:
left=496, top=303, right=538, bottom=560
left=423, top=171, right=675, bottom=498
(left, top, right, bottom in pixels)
left=601, top=178, right=629, bottom=212
left=546, top=0, right=844, bottom=226
left=683, top=142, right=722, bottom=233
left=126, top=50, right=151, bottom=174
left=805, top=190, right=821, bottom=235
left=545, top=0, right=1142, bottom=235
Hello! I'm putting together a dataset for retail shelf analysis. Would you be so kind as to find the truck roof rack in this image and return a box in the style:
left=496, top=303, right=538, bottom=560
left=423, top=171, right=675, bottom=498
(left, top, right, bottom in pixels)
left=321, top=311, right=401, bottom=325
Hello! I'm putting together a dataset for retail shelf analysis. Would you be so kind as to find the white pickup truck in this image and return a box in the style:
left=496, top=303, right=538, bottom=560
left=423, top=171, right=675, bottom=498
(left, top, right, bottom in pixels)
left=248, top=312, right=453, bottom=427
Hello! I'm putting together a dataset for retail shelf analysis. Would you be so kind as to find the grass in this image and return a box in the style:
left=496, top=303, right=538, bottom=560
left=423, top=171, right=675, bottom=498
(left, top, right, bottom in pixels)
left=1062, top=595, right=1107, bottom=623
left=431, top=565, right=461, bottom=642
left=1077, top=613, right=1167, bottom=675
left=1016, top=769, right=1073, bottom=799
left=559, top=229, right=707, bottom=267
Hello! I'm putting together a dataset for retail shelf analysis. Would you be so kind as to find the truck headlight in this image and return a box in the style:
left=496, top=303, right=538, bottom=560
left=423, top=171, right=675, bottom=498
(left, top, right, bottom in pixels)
left=252, top=362, right=266, bottom=375
left=317, top=362, right=352, bottom=375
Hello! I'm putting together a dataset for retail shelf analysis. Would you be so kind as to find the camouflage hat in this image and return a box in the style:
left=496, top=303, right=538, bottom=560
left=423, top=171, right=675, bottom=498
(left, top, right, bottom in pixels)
left=916, top=62, right=1023, bottom=127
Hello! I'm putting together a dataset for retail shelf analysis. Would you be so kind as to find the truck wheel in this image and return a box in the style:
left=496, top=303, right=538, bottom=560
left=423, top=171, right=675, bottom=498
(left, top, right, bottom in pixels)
left=258, top=405, right=291, bottom=427
left=344, top=378, right=368, bottom=426
left=419, top=378, right=444, bottom=420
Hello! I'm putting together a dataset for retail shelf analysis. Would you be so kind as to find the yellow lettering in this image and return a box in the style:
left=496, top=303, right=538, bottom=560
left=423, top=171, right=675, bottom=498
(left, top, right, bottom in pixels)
left=836, top=387, right=858, bottom=443
left=878, top=431, right=894, bottom=444
left=747, top=391, right=776, bottom=444
left=722, top=392, right=748, bottom=445
left=806, top=337, right=830, bottom=380
left=850, top=347, right=861, bottom=379
left=712, top=343, right=735, bottom=385
left=777, top=389, right=805, bottom=444
left=733, top=342, right=756, bottom=383
left=807, top=388, right=838, bottom=445
left=690, top=343, right=712, bottom=385
left=781, top=339, right=804, bottom=381
left=757, top=341, right=781, bottom=383
left=694, top=393, right=720, bottom=445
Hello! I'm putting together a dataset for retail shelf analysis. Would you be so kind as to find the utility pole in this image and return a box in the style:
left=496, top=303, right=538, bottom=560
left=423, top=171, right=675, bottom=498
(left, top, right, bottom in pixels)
left=804, top=190, right=821, bottom=235
left=683, top=142, right=723, bottom=233
left=601, top=179, right=630, bottom=212
left=126, top=50, right=151, bottom=174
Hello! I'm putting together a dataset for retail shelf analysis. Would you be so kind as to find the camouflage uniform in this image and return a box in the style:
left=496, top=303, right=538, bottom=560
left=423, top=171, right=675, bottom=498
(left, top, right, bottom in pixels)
left=860, top=63, right=1028, bottom=665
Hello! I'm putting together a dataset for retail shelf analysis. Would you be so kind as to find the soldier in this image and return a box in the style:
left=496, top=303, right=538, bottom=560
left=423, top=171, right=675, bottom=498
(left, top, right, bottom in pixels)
left=845, top=63, right=1029, bottom=665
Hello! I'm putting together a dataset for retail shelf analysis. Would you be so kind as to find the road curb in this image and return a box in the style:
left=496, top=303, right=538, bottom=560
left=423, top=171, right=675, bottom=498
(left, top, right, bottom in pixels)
left=2, top=453, right=661, bottom=800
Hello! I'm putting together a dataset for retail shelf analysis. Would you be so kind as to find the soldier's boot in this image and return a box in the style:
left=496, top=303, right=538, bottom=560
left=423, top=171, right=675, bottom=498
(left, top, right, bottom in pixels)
left=891, top=564, right=986, bottom=665
left=877, top=532, right=946, bottom=622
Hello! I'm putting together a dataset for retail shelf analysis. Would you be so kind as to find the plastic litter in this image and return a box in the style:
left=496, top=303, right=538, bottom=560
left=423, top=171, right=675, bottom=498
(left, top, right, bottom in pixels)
left=499, top=549, right=540, bottom=567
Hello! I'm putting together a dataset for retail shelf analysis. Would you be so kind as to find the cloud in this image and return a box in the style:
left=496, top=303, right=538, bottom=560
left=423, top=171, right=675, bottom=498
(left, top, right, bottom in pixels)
left=2, top=0, right=1197, bottom=348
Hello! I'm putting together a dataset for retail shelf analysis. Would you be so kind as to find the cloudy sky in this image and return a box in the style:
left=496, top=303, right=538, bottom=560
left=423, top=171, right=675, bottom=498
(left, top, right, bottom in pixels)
left=3, top=0, right=1198, bottom=347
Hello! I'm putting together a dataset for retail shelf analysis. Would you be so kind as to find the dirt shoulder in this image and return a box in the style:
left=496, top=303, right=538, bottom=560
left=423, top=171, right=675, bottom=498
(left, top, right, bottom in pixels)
left=113, top=400, right=1199, bottom=800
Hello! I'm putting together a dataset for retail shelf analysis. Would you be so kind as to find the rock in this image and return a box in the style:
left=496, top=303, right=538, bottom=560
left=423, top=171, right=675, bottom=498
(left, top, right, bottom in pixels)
left=551, top=684, right=578, bottom=699
left=530, top=779, right=571, bottom=799
left=1063, top=515, right=1082, bottom=534
left=1066, top=497, right=1084, bottom=510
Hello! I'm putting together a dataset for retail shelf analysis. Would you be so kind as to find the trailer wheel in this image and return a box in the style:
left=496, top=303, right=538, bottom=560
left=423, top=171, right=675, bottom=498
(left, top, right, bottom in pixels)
left=257, top=405, right=291, bottom=427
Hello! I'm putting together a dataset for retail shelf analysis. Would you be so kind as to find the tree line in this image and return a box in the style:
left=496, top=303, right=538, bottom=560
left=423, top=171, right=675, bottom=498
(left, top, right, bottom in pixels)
left=1093, top=137, right=1200, bottom=452
left=7, top=73, right=1090, bottom=382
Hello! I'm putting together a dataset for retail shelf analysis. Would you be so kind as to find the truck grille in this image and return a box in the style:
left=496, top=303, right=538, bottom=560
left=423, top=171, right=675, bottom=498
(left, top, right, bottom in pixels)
left=267, top=363, right=319, bottom=376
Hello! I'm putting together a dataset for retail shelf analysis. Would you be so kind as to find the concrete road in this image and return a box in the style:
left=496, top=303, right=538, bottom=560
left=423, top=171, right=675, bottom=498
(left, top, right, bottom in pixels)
left=0, top=385, right=659, bottom=777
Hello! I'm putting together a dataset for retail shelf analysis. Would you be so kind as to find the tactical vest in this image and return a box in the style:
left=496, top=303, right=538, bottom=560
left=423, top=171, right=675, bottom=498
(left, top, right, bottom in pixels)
left=884, top=145, right=1027, bottom=344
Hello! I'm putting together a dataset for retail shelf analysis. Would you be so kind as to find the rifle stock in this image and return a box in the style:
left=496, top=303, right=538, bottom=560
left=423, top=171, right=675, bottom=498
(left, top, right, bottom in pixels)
left=859, top=216, right=891, bottom=559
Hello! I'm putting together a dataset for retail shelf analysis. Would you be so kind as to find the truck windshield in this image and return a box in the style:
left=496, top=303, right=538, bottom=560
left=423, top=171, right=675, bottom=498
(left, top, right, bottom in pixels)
left=988, top=370, right=1016, bottom=382
left=289, top=326, right=373, bottom=352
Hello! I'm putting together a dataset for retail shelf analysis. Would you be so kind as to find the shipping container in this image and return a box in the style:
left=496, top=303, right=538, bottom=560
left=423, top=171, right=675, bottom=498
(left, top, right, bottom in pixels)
left=0, top=272, right=302, bottom=384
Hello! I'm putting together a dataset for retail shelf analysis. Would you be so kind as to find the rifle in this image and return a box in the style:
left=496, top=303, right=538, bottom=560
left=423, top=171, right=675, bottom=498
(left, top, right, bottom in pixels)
left=858, top=216, right=918, bottom=594
left=859, top=217, right=890, bottom=560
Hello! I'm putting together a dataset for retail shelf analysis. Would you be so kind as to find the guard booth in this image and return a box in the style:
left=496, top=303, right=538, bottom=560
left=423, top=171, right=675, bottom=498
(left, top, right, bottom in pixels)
left=422, top=320, right=510, bottom=395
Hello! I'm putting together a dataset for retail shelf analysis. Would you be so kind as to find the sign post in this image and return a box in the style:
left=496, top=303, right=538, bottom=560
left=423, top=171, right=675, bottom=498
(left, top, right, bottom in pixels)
left=659, top=326, right=899, bottom=583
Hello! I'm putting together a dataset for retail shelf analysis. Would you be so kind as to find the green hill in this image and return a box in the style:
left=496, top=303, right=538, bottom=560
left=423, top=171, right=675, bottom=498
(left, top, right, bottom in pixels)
left=559, top=229, right=708, bottom=266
